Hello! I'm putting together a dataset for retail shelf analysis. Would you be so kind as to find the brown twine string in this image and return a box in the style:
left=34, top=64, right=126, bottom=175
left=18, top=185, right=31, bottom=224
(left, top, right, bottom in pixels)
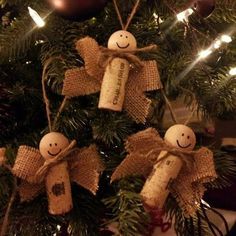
left=124, top=0, right=140, bottom=30
left=113, top=0, right=141, bottom=30
left=42, top=56, right=69, bottom=132
left=0, top=162, right=16, bottom=236
left=113, top=0, right=125, bottom=29
left=42, top=58, right=55, bottom=132
left=29, top=140, right=77, bottom=184
left=100, top=44, right=157, bottom=54
left=161, top=86, right=199, bottom=126
left=99, top=45, right=157, bottom=68
left=161, top=90, right=178, bottom=124
left=144, top=146, right=195, bottom=170
left=52, top=96, right=69, bottom=130
left=177, top=85, right=199, bottom=125
left=184, top=103, right=198, bottom=125
left=0, top=177, right=17, bottom=236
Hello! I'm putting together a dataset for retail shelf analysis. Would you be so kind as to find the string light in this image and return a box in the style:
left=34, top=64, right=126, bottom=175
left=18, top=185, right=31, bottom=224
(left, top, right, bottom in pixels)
left=213, top=40, right=221, bottom=49
left=177, top=8, right=194, bottom=22
left=198, top=49, right=212, bottom=59
left=221, top=34, right=232, bottom=43
left=153, top=12, right=163, bottom=23
left=153, top=12, right=158, bottom=19
left=198, top=34, right=233, bottom=60
left=35, top=40, right=45, bottom=45
left=229, top=67, right=236, bottom=76
left=28, top=7, right=45, bottom=27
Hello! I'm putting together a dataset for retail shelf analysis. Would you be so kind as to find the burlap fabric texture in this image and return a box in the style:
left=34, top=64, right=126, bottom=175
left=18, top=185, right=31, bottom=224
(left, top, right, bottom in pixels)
left=111, top=128, right=217, bottom=216
left=12, top=144, right=104, bottom=202
left=62, top=37, right=162, bottom=124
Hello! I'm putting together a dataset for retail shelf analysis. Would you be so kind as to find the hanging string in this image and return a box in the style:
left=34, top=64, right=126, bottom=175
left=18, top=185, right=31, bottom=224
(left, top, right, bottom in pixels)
left=42, top=58, right=54, bottom=132
left=177, top=86, right=199, bottom=125
left=161, top=90, right=178, bottom=124
left=113, top=0, right=140, bottom=31
left=0, top=164, right=17, bottom=236
left=184, top=103, right=198, bottom=125
left=29, top=140, right=77, bottom=184
left=124, top=0, right=140, bottom=30
left=42, top=56, right=69, bottom=132
left=52, top=96, right=69, bottom=130
left=113, top=0, right=125, bottom=29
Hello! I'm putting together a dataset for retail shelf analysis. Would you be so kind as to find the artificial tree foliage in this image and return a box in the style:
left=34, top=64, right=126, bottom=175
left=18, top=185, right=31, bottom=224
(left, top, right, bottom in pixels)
left=0, top=0, right=236, bottom=235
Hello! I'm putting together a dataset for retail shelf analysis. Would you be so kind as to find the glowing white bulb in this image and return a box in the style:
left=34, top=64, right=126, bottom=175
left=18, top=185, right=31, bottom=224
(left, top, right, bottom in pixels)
left=214, top=40, right=221, bottom=49
left=153, top=12, right=158, bottom=19
left=201, top=199, right=210, bottom=208
left=229, top=67, right=236, bottom=76
left=28, top=7, right=45, bottom=27
left=221, top=34, right=232, bottom=43
left=177, top=8, right=194, bottom=22
left=153, top=12, right=163, bottom=23
left=198, top=49, right=212, bottom=59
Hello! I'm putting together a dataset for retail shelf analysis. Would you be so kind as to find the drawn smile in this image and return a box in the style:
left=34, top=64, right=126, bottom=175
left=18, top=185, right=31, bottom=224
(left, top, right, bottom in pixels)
left=48, top=149, right=62, bottom=156
left=176, top=140, right=191, bottom=149
left=116, top=42, right=130, bottom=49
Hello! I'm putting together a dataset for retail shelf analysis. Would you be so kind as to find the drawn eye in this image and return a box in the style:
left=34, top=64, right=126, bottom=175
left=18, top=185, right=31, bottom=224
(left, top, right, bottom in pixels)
left=126, top=36, right=128, bottom=38
left=187, top=136, right=190, bottom=139
left=182, top=133, right=184, bottom=136
left=55, top=143, right=57, bottom=146
left=120, top=34, right=123, bottom=37
left=49, top=143, right=52, bottom=147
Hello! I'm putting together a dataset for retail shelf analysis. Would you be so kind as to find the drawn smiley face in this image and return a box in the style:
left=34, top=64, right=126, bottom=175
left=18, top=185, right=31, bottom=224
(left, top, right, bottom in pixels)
left=164, top=124, right=196, bottom=151
left=107, top=30, right=137, bottom=51
left=39, top=132, right=69, bottom=160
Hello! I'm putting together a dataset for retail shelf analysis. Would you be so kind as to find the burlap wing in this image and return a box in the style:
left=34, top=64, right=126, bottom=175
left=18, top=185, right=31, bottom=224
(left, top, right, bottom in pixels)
left=171, top=147, right=217, bottom=216
left=18, top=181, right=44, bottom=202
left=141, top=60, right=162, bottom=92
left=124, top=84, right=151, bottom=123
left=12, top=146, right=44, bottom=183
left=124, top=61, right=162, bottom=123
left=76, top=37, right=104, bottom=80
left=69, top=144, right=104, bottom=195
left=111, top=128, right=165, bottom=182
left=62, top=67, right=101, bottom=97
left=62, top=37, right=104, bottom=97
left=192, top=147, right=217, bottom=183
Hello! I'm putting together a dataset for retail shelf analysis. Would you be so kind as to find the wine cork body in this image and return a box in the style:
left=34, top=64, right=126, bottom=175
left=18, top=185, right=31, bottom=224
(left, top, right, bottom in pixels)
left=46, top=162, right=73, bottom=215
left=140, top=151, right=183, bottom=209
left=99, top=57, right=130, bottom=111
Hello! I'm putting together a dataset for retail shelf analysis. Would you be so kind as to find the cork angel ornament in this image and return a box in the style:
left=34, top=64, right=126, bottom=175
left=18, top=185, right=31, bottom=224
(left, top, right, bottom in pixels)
left=111, top=95, right=217, bottom=217
left=0, top=58, right=104, bottom=236
left=62, top=0, right=162, bottom=123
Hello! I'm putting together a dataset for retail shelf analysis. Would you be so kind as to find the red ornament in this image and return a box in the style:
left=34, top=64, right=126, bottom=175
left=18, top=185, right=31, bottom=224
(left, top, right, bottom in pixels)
left=194, top=0, right=215, bottom=18
left=144, top=204, right=172, bottom=235
left=48, top=0, right=108, bottom=21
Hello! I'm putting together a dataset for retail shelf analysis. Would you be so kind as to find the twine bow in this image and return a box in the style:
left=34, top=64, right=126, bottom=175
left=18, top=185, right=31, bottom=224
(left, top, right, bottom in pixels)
left=62, top=37, right=162, bottom=123
left=12, top=144, right=104, bottom=202
left=111, top=128, right=217, bottom=216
